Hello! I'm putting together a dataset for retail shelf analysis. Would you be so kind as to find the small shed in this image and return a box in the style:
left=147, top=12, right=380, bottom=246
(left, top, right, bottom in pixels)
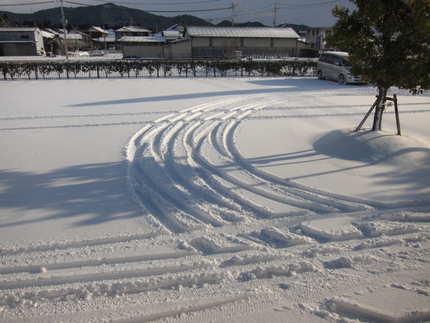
left=119, top=36, right=166, bottom=58
left=0, top=27, right=45, bottom=56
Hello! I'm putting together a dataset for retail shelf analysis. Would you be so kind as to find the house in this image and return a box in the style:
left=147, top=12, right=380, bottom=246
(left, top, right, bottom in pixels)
left=88, top=26, right=108, bottom=39
left=59, top=32, right=89, bottom=51
left=114, top=26, right=151, bottom=40
left=306, top=26, right=333, bottom=53
left=121, top=25, right=306, bottom=59
left=0, top=27, right=45, bottom=56
left=88, top=26, right=114, bottom=50
left=92, top=30, right=116, bottom=50
left=115, top=26, right=152, bottom=51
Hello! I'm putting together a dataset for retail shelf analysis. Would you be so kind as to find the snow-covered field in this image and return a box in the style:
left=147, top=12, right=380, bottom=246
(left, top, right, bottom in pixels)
left=0, top=76, right=429, bottom=323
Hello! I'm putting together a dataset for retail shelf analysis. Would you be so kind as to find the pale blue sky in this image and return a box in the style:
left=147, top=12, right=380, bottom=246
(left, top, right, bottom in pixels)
left=1, top=0, right=355, bottom=27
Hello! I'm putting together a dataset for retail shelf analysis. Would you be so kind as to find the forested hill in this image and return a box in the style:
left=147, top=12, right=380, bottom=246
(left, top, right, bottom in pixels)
left=0, top=3, right=211, bottom=31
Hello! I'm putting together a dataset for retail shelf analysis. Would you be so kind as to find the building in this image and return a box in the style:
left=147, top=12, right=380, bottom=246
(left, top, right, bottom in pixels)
left=121, top=26, right=306, bottom=59
left=115, top=26, right=152, bottom=51
left=119, top=36, right=167, bottom=58
left=185, top=26, right=303, bottom=59
left=114, top=26, right=151, bottom=40
left=91, top=29, right=116, bottom=50
left=0, top=27, right=45, bottom=56
left=306, top=26, right=333, bottom=52
left=59, top=32, right=91, bottom=51
left=88, top=26, right=108, bottom=40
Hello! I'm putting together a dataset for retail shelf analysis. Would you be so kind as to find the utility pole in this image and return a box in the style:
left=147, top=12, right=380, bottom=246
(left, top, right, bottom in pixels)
left=60, top=0, right=68, bottom=59
left=231, top=2, right=235, bottom=26
left=103, top=25, right=107, bottom=50
left=273, top=3, right=278, bottom=27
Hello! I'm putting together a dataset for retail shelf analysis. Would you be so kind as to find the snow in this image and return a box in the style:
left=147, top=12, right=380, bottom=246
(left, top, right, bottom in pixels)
left=0, top=76, right=429, bottom=323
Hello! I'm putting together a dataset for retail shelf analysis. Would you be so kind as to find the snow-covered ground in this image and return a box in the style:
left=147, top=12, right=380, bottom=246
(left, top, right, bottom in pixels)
left=0, top=77, right=429, bottom=323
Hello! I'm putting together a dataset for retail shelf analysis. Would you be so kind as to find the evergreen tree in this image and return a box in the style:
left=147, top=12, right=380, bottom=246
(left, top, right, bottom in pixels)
left=326, top=0, right=430, bottom=131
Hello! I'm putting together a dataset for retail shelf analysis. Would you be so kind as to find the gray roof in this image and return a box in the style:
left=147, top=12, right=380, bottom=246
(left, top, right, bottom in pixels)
left=185, top=26, right=299, bottom=39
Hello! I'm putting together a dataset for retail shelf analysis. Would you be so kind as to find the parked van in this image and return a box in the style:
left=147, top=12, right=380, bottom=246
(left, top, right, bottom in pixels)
left=317, top=51, right=365, bottom=84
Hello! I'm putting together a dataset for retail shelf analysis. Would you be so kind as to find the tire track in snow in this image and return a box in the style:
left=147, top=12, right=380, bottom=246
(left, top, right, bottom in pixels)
left=0, top=250, right=198, bottom=275
left=0, top=231, right=167, bottom=256
left=110, top=294, right=250, bottom=323
left=125, top=92, right=374, bottom=232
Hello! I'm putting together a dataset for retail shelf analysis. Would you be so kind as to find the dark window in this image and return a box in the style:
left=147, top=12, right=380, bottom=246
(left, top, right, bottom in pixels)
left=333, top=56, right=341, bottom=66
left=340, top=56, right=352, bottom=66
left=21, top=35, right=30, bottom=40
left=325, top=55, right=334, bottom=64
left=319, top=54, right=327, bottom=62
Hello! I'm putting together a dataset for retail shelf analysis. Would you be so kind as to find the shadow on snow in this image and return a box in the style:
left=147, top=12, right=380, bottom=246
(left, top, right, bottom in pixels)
left=0, top=162, right=143, bottom=228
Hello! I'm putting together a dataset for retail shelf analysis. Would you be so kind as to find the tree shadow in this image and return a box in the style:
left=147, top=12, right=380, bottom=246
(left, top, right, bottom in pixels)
left=0, top=162, right=143, bottom=228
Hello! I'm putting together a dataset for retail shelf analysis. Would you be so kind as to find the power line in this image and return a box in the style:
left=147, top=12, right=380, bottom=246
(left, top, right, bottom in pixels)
left=0, top=1, right=55, bottom=7
left=277, top=0, right=342, bottom=8
left=92, top=0, right=224, bottom=5
left=64, top=0, right=231, bottom=13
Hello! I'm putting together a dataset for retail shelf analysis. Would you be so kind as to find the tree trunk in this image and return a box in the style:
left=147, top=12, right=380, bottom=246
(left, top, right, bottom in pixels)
left=372, top=86, right=389, bottom=131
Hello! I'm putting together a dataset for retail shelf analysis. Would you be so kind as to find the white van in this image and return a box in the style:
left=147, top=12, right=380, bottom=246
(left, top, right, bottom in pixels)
left=317, top=51, right=365, bottom=84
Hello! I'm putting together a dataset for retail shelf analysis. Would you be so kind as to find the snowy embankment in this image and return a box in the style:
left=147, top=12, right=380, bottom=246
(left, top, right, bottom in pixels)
left=0, top=77, right=429, bottom=323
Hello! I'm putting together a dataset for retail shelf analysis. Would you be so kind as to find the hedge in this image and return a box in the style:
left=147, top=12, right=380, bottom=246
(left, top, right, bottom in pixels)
left=0, top=59, right=317, bottom=80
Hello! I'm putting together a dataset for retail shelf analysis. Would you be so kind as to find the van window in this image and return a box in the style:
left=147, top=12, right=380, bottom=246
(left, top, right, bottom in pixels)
left=319, top=54, right=327, bottom=62
left=325, top=55, right=334, bottom=64
left=333, top=56, right=341, bottom=66
left=340, top=56, right=352, bottom=66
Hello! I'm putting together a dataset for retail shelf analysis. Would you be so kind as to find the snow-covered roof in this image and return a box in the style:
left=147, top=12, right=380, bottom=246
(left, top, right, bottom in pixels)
left=0, top=27, right=39, bottom=33
left=115, top=26, right=151, bottom=33
left=88, top=26, right=108, bottom=34
left=41, top=30, right=55, bottom=38
left=162, top=30, right=181, bottom=40
left=185, top=26, right=299, bottom=39
left=165, top=24, right=185, bottom=33
left=117, top=36, right=166, bottom=43
left=93, top=37, right=116, bottom=42
left=44, top=28, right=59, bottom=35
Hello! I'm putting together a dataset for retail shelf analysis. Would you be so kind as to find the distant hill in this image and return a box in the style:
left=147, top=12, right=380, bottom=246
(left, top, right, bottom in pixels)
left=0, top=3, right=212, bottom=31
left=0, top=2, right=309, bottom=33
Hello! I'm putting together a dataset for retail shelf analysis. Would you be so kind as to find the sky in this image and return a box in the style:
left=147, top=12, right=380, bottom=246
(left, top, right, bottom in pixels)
left=0, top=0, right=356, bottom=27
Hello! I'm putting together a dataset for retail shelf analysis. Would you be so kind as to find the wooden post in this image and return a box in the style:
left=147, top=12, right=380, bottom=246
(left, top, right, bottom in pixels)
left=34, top=63, right=38, bottom=80
left=389, top=94, right=401, bottom=135
left=355, top=96, right=378, bottom=131
left=394, top=94, right=401, bottom=135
